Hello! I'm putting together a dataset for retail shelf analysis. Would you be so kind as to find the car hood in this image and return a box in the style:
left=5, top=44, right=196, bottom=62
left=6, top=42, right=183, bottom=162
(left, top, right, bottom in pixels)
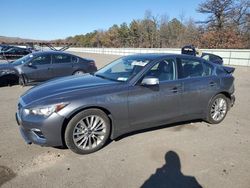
left=21, top=74, right=120, bottom=105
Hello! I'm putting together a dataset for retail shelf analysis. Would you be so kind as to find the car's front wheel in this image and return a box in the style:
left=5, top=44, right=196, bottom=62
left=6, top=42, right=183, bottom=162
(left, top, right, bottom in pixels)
left=65, top=109, right=110, bottom=154
left=19, top=75, right=25, bottom=86
left=206, top=94, right=229, bottom=124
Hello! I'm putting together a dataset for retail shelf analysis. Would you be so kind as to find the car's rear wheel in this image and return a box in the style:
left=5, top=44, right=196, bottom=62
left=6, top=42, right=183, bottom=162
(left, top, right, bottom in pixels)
left=73, top=70, right=85, bottom=75
left=65, top=109, right=110, bottom=154
left=206, top=94, right=229, bottom=124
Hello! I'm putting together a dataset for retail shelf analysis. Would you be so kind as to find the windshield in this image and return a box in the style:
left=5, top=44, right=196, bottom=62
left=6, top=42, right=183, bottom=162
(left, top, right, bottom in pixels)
left=11, top=54, right=34, bottom=65
left=95, top=56, right=151, bottom=82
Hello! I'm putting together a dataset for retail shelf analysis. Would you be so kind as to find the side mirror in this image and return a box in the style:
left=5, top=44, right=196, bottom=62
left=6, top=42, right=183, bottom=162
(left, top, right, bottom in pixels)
left=26, top=62, right=37, bottom=69
left=141, top=76, right=159, bottom=86
left=28, top=62, right=33, bottom=67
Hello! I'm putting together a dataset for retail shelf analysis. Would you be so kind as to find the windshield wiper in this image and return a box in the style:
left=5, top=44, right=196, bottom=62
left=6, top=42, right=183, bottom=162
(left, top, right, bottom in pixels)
left=94, top=74, right=119, bottom=82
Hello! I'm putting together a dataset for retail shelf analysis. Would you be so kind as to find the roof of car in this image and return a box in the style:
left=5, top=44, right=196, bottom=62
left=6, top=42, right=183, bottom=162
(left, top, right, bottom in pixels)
left=125, top=53, right=204, bottom=61
left=30, top=50, right=73, bottom=56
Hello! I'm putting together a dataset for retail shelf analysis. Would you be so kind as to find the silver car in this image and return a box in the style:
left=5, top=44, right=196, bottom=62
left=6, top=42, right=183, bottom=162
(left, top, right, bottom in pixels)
left=16, top=54, right=235, bottom=154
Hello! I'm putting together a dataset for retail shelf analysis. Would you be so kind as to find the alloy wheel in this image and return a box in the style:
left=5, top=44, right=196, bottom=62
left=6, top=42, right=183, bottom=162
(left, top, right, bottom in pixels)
left=210, top=97, right=227, bottom=122
left=73, top=115, right=106, bottom=150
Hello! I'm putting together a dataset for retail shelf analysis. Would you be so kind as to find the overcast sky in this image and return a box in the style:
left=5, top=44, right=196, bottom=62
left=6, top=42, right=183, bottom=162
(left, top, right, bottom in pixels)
left=0, top=0, right=206, bottom=40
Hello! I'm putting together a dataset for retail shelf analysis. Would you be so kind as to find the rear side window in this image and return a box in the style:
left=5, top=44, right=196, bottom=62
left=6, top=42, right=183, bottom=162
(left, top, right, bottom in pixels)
left=203, top=62, right=214, bottom=76
left=177, top=58, right=204, bottom=79
left=53, top=54, right=71, bottom=64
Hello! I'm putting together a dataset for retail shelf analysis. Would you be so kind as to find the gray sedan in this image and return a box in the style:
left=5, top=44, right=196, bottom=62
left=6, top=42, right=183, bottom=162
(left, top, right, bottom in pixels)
left=16, top=54, right=235, bottom=154
left=0, top=51, right=97, bottom=85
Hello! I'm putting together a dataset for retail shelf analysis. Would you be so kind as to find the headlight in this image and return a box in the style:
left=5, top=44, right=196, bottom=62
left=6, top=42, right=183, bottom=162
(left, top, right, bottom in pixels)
left=25, top=103, right=68, bottom=117
left=0, top=69, right=16, bottom=75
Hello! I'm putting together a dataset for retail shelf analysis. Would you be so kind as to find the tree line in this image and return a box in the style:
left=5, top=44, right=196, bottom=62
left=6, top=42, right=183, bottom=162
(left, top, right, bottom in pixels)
left=62, top=0, right=249, bottom=49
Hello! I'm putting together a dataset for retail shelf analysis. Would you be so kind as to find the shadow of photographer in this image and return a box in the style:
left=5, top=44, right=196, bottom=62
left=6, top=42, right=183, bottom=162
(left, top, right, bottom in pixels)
left=141, top=151, right=202, bottom=188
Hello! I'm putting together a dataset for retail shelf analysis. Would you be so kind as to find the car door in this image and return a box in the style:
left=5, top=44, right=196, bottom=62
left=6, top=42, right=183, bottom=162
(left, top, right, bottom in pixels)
left=23, top=54, right=53, bottom=82
left=51, top=53, right=73, bottom=78
left=128, top=58, right=182, bottom=130
left=176, top=57, right=220, bottom=116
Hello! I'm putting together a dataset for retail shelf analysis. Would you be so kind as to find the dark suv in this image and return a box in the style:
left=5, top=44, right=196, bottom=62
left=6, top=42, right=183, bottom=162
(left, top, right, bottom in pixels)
left=0, top=51, right=97, bottom=85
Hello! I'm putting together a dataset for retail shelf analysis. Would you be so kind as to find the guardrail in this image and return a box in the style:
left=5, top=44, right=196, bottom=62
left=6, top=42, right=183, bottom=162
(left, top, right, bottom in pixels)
left=66, top=47, right=250, bottom=66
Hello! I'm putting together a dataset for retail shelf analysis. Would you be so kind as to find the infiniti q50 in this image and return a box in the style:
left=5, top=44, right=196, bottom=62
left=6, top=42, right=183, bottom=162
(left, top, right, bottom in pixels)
left=16, top=54, right=235, bottom=154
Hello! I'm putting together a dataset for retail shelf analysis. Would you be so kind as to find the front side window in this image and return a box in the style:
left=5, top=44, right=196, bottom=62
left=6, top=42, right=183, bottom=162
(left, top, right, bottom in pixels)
left=145, top=59, right=175, bottom=82
left=31, top=55, right=51, bottom=65
left=95, top=57, right=150, bottom=82
left=53, top=54, right=71, bottom=64
left=177, top=58, right=204, bottom=79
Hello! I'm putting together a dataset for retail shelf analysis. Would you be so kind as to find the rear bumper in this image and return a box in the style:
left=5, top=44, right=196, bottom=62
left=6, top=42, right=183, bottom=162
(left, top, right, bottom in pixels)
left=230, top=94, right=235, bottom=107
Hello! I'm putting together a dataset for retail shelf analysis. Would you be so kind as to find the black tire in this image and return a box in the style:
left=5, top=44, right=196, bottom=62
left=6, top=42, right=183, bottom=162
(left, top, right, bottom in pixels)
left=18, top=76, right=25, bottom=86
left=206, top=94, right=229, bottom=124
left=65, top=109, right=110, bottom=154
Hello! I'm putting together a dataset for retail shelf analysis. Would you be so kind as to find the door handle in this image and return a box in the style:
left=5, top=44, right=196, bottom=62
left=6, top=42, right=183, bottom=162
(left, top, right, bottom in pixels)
left=209, top=82, right=216, bottom=87
left=171, top=87, right=178, bottom=93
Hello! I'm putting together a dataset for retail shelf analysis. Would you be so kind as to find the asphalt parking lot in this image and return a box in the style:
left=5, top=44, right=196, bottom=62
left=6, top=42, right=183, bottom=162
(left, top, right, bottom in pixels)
left=1, top=53, right=250, bottom=188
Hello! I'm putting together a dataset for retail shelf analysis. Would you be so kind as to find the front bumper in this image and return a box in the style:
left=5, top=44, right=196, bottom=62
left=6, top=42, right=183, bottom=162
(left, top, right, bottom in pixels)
left=15, top=111, right=65, bottom=147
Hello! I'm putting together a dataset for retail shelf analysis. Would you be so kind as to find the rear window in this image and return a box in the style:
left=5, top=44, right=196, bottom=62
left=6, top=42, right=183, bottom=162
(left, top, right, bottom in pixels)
left=210, top=55, right=221, bottom=61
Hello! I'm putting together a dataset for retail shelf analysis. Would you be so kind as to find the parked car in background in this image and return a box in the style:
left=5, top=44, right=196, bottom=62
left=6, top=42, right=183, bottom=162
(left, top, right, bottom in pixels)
left=181, top=45, right=224, bottom=65
left=0, top=51, right=97, bottom=86
left=0, top=46, right=32, bottom=60
left=16, top=54, right=235, bottom=154
left=201, top=53, right=224, bottom=65
left=0, top=44, right=13, bottom=53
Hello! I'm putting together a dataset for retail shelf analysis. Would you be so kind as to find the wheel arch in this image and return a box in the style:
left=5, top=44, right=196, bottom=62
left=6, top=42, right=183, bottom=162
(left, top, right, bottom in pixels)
left=206, top=91, right=232, bottom=116
left=219, top=91, right=231, bottom=100
left=60, top=106, right=114, bottom=147
left=19, top=73, right=29, bottom=85
left=0, top=74, right=19, bottom=86
left=72, top=69, right=86, bottom=75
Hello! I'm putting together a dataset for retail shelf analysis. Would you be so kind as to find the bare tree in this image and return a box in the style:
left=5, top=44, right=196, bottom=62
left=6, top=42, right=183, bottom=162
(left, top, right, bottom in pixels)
left=231, top=0, right=250, bottom=33
left=197, top=0, right=234, bottom=30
